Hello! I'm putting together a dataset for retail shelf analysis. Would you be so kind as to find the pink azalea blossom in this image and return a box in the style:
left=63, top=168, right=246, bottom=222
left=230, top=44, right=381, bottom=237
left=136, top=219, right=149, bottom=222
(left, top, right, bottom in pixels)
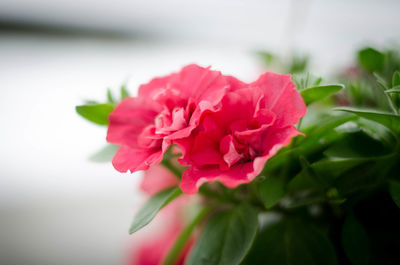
left=107, top=65, right=231, bottom=173
left=176, top=72, right=306, bottom=193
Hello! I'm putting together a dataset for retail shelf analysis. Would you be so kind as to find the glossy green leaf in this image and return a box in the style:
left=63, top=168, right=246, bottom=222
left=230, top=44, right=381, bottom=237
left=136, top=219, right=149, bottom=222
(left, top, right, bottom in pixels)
left=335, top=107, right=400, bottom=133
left=89, top=144, right=118, bottom=163
left=358, top=47, right=384, bottom=72
left=342, top=214, right=370, bottom=265
left=241, top=218, right=337, bottom=265
left=129, top=187, right=182, bottom=234
left=258, top=177, right=285, bottom=209
left=389, top=181, right=400, bottom=208
left=75, top=103, right=114, bottom=125
left=300, top=85, right=344, bottom=105
left=186, top=204, right=258, bottom=265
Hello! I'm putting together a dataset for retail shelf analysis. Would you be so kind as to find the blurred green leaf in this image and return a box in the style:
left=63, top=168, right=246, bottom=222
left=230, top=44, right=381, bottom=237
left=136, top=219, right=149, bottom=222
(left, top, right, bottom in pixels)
left=121, top=84, right=130, bottom=99
left=342, top=214, right=370, bottom=265
left=335, top=107, right=400, bottom=133
left=258, top=177, right=285, bottom=209
left=241, top=218, right=337, bottom=265
left=187, top=204, right=258, bottom=265
left=389, top=180, right=400, bottom=208
left=392, top=71, right=400, bottom=87
left=288, top=54, right=309, bottom=74
left=75, top=103, right=114, bottom=125
left=358, top=47, right=384, bottom=72
left=129, top=187, right=182, bottom=234
left=89, top=144, right=118, bottom=163
left=107, top=88, right=116, bottom=104
left=257, top=51, right=276, bottom=65
left=300, top=85, right=344, bottom=105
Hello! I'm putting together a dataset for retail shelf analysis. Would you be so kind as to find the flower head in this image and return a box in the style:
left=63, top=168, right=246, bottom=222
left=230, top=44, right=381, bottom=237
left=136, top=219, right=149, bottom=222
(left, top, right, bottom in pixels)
left=107, top=65, right=231, bottom=173
left=176, top=72, right=306, bottom=193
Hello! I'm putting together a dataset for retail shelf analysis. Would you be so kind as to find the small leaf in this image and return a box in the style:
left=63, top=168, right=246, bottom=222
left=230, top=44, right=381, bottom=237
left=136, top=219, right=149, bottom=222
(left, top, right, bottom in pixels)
left=358, top=47, right=384, bottom=72
left=241, top=218, right=337, bottom=265
left=392, top=71, right=400, bottom=87
left=341, top=214, right=370, bottom=265
left=300, top=84, right=344, bottom=105
left=129, top=187, right=182, bottom=234
left=389, top=180, right=400, bottom=208
left=335, top=107, right=400, bottom=133
left=107, top=89, right=115, bottom=104
left=75, top=103, right=114, bottom=125
left=373, top=72, right=388, bottom=90
left=121, top=84, right=130, bottom=99
left=89, top=144, right=118, bottom=163
left=186, top=204, right=258, bottom=265
left=258, top=177, right=285, bottom=209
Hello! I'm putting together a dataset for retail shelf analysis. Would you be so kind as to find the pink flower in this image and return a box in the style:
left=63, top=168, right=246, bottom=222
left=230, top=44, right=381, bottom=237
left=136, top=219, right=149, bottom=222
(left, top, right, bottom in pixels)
left=107, top=65, right=231, bottom=173
left=176, top=72, right=306, bottom=193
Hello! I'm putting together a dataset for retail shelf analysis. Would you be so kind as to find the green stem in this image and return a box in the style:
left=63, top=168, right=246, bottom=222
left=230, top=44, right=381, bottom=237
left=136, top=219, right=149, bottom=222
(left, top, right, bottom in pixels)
left=161, top=159, right=183, bottom=179
left=162, top=206, right=213, bottom=265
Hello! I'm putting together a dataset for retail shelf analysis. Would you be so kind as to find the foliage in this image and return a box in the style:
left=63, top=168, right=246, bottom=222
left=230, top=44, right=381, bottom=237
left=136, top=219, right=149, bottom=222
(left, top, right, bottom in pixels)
left=77, top=46, right=400, bottom=265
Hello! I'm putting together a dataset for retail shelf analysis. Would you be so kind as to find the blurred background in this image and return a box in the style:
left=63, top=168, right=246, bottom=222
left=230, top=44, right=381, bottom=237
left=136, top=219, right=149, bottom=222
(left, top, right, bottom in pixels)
left=0, top=0, right=399, bottom=264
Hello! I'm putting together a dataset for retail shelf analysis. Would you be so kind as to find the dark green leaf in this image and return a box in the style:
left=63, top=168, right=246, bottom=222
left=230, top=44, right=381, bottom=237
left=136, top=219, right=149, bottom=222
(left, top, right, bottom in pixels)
left=121, top=84, right=130, bottom=99
left=389, top=180, right=400, bottom=208
left=358, top=47, right=384, bottom=72
left=89, top=144, right=118, bottom=163
left=75, top=103, right=114, bottom=125
left=258, top=177, right=285, bottom=209
left=241, top=218, right=337, bottom=265
left=186, top=204, right=258, bottom=265
left=300, top=85, right=344, bottom=105
left=288, top=158, right=371, bottom=192
left=335, top=107, right=400, bottom=133
left=341, top=214, right=370, bottom=265
left=129, top=187, right=182, bottom=234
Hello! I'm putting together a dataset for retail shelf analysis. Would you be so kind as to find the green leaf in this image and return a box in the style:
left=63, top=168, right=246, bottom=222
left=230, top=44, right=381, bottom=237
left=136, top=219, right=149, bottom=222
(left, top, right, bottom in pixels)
left=258, top=177, right=285, bottom=209
left=75, top=103, right=114, bottom=125
left=107, top=89, right=115, bottom=104
left=241, top=218, right=337, bottom=265
left=335, top=107, right=400, bottom=133
left=389, top=180, right=400, bottom=208
left=300, top=85, right=344, bottom=105
left=121, top=84, right=130, bottom=99
left=392, top=71, right=400, bottom=87
left=129, top=187, right=182, bottom=234
left=288, top=157, right=372, bottom=192
left=186, top=204, right=258, bottom=265
left=358, top=47, right=384, bottom=72
left=341, top=214, right=370, bottom=265
left=89, top=144, right=118, bottom=163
